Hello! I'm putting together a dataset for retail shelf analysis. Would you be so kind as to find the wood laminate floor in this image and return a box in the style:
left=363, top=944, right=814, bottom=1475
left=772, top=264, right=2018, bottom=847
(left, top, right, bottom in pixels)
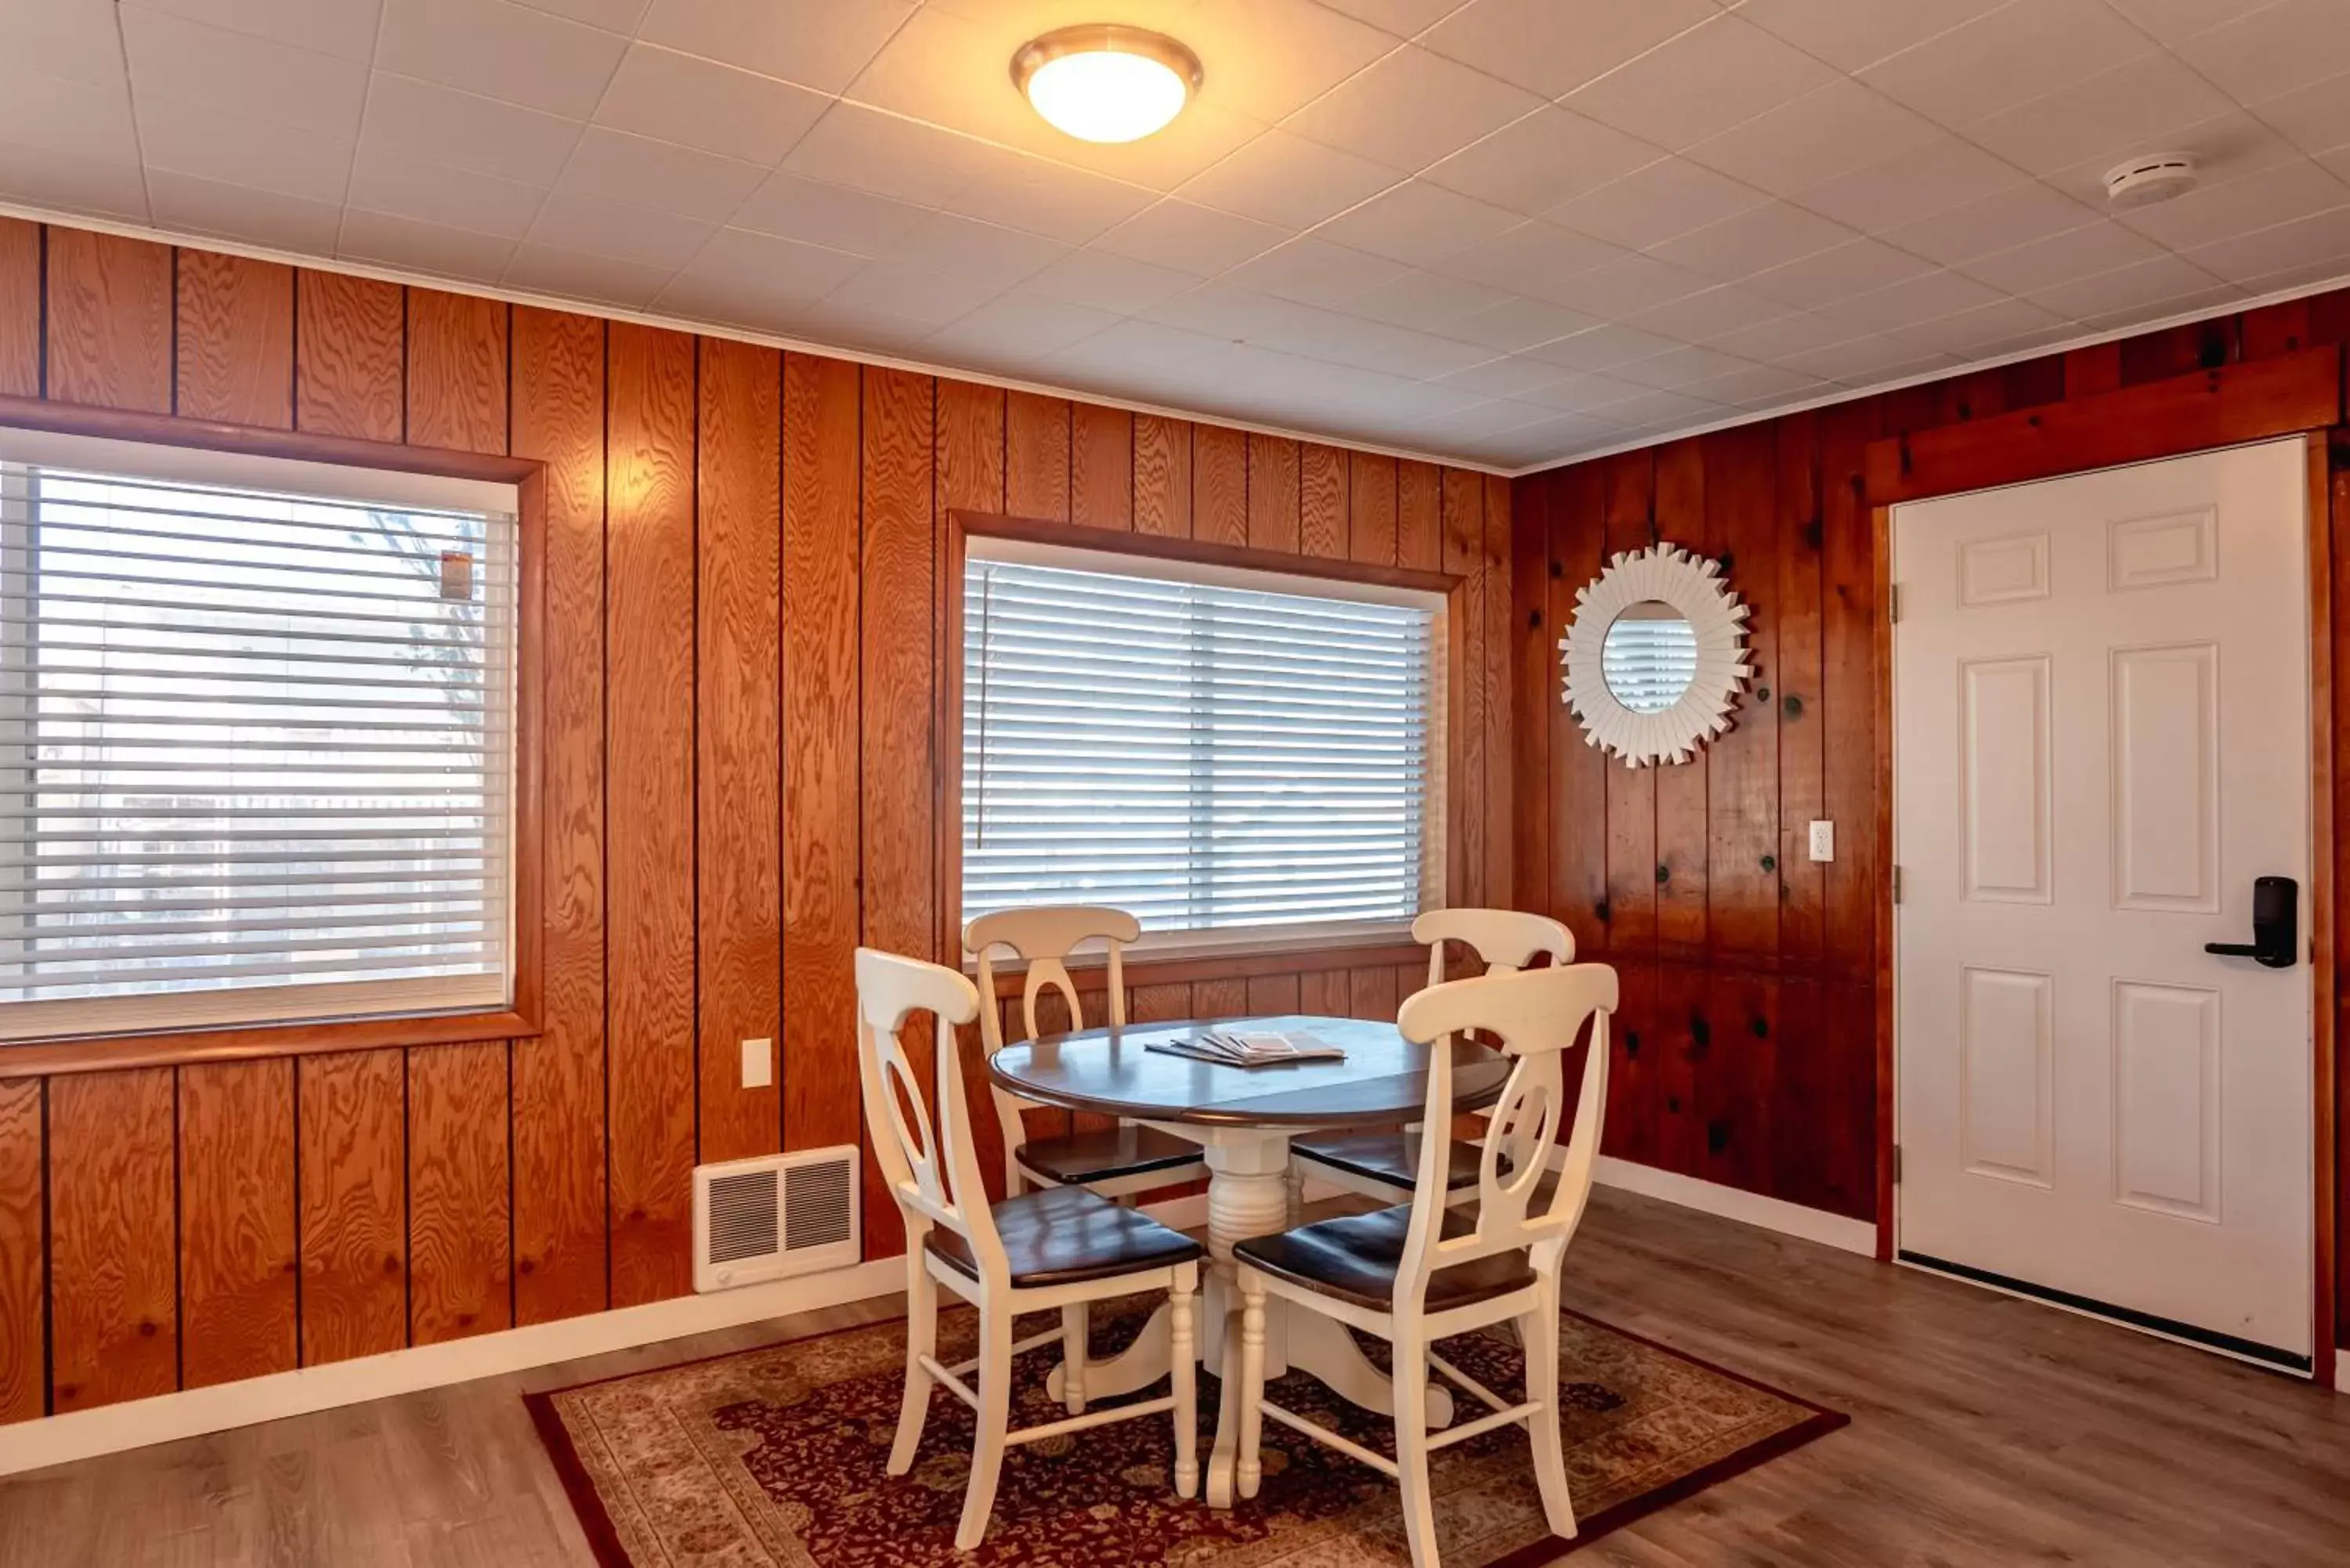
left=3, top=1187, right=2346, bottom=1566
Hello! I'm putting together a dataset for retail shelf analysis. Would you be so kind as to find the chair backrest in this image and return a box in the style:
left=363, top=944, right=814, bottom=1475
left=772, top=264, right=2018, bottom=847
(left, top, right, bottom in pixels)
left=1412, top=909, right=1574, bottom=992
left=966, top=905, right=1141, bottom=1049
left=854, top=947, right=1007, bottom=1281
left=1392, top=963, right=1618, bottom=1301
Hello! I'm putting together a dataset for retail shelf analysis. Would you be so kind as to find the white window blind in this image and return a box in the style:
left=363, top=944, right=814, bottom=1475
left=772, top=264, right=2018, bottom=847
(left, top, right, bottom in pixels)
left=961, top=544, right=1441, bottom=951
left=0, top=428, right=519, bottom=1042
left=1600, top=609, right=1699, bottom=714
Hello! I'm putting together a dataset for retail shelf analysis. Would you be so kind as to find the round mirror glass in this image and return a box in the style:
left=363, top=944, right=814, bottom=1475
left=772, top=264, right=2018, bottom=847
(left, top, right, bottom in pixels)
left=1601, top=600, right=1697, bottom=714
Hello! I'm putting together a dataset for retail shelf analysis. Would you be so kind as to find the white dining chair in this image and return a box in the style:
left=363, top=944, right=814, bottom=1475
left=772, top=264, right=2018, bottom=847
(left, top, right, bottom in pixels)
left=855, top=946, right=1204, bottom=1551
left=1231, top=962, right=1617, bottom=1568
left=1289, top=909, right=1574, bottom=1208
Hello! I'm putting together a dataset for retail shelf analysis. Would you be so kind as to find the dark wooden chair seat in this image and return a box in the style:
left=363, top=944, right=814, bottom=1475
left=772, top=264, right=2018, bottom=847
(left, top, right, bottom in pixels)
left=1017, top=1124, right=1204, bottom=1186
left=925, top=1185, right=1205, bottom=1288
left=1232, top=1203, right=1535, bottom=1313
left=1289, top=1130, right=1494, bottom=1192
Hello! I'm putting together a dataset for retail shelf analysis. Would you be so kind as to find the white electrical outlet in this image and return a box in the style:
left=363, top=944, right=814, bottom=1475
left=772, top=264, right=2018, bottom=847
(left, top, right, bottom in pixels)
left=740, top=1038, right=773, bottom=1089
left=1808, top=821, right=1835, bottom=863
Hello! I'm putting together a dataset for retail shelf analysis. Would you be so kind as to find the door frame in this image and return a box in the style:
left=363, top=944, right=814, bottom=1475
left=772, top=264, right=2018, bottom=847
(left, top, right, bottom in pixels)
left=1864, top=345, right=2346, bottom=1385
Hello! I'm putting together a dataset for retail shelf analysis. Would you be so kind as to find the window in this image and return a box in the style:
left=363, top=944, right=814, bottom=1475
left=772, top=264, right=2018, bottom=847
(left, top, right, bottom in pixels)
left=960, top=537, right=1443, bottom=952
left=0, top=425, right=521, bottom=1042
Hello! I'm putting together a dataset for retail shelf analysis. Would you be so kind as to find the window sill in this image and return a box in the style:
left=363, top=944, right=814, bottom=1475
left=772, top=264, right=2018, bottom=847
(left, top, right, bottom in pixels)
left=0, top=1007, right=537, bottom=1078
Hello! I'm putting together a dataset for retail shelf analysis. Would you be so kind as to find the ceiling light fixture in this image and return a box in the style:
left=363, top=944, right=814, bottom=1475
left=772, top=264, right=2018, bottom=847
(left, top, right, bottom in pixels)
left=1012, top=25, right=1202, bottom=144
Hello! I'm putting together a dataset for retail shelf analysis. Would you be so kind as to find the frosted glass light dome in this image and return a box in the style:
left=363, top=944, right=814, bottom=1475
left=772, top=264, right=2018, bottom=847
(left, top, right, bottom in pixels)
left=1013, top=27, right=1202, bottom=144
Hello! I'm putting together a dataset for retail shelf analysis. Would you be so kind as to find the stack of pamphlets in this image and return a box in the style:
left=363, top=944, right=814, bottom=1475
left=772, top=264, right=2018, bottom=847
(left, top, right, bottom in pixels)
left=1145, top=1026, right=1347, bottom=1068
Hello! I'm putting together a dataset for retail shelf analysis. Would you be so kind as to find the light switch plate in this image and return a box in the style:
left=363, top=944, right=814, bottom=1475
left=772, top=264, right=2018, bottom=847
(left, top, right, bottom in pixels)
left=1808, top=820, right=1835, bottom=863
left=741, top=1038, right=773, bottom=1089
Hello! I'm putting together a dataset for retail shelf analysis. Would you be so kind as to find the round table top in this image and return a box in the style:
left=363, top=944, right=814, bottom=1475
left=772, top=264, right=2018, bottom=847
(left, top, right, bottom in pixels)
left=987, top=1013, right=1508, bottom=1129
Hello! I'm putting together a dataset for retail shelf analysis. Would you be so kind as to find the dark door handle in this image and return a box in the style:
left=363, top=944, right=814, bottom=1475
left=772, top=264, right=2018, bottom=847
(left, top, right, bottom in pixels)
left=2204, top=875, right=2298, bottom=968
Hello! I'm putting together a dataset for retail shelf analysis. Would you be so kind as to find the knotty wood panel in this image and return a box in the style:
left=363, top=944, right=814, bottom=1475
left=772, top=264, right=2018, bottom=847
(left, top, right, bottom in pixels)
left=605, top=323, right=698, bottom=1308
left=1005, top=391, right=1069, bottom=520
left=1599, top=453, right=1657, bottom=1164
left=295, top=269, right=404, bottom=441
left=1650, top=441, right=1708, bottom=962
left=1349, top=450, right=1398, bottom=565
left=1818, top=401, right=1880, bottom=985
left=1249, top=434, right=1300, bottom=554
left=1071, top=402, right=1132, bottom=530
left=0, top=1081, right=41, bottom=1424
left=1546, top=467, right=1607, bottom=949
left=49, top=1070, right=176, bottom=1411
left=44, top=229, right=171, bottom=413
left=1509, top=471, right=1550, bottom=916
left=1480, top=475, right=1513, bottom=916
left=1776, top=413, right=1827, bottom=971
left=0, top=219, right=35, bottom=398
left=298, top=1050, right=407, bottom=1365
left=405, top=289, right=508, bottom=455
left=1193, top=424, right=1248, bottom=547
left=1398, top=460, right=1441, bottom=571
left=1300, top=443, right=1349, bottom=559
left=859, top=366, right=937, bottom=1262
left=174, top=250, right=293, bottom=428
left=407, top=1042, right=512, bottom=1345
left=1133, top=414, right=1192, bottom=537
left=1443, top=468, right=1486, bottom=919
left=1704, top=425, right=1779, bottom=963
left=176, top=1060, right=297, bottom=1388
left=508, top=305, right=607, bottom=1327
left=696, top=338, right=783, bottom=1165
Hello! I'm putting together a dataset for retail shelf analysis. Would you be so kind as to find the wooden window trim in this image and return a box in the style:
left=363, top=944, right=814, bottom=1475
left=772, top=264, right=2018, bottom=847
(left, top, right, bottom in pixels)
left=938, top=508, right=1468, bottom=973
left=0, top=392, right=545, bottom=1079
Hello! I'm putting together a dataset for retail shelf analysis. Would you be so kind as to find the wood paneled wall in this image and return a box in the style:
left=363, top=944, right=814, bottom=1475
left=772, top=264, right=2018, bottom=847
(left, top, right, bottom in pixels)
left=1513, top=290, right=2350, bottom=1341
left=0, top=217, right=1512, bottom=1424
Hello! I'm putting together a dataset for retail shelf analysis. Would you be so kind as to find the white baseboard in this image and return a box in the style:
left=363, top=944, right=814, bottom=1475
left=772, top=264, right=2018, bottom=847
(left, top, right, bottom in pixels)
left=1594, top=1156, right=1878, bottom=1257
left=2337, top=1352, right=2350, bottom=1396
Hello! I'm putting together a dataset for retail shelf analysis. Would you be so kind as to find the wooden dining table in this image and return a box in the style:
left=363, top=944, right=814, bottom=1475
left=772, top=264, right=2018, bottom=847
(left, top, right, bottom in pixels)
left=988, top=1012, right=1509, bottom=1508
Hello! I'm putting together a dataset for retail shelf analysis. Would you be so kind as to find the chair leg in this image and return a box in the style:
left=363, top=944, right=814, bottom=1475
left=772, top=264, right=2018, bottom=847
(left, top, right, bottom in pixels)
left=1060, top=1303, right=1090, bottom=1416
left=955, top=1306, right=1014, bottom=1552
left=1236, top=1271, right=1267, bottom=1501
left=1521, top=1293, right=1578, bottom=1541
left=888, top=1257, right=937, bottom=1476
left=1170, top=1269, right=1198, bottom=1500
left=1392, top=1330, right=1441, bottom=1568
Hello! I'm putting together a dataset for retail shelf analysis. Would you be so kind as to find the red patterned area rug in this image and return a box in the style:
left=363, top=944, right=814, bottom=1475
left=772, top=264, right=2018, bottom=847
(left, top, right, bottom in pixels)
left=527, top=1301, right=1844, bottom=1567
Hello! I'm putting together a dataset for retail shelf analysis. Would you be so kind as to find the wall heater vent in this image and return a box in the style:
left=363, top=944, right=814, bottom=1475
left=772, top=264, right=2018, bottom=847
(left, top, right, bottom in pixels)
left=693, top=1146, right=862, bottom=1292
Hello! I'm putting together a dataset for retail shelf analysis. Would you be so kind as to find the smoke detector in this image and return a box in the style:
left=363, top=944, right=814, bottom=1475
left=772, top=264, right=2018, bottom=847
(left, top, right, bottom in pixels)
left=2105, top=153, right=2199, bottom=208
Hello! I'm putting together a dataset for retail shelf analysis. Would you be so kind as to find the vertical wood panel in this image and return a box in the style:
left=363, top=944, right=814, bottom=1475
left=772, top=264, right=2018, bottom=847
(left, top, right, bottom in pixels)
left=177, top=1060, right=296, bottom=1389
left=1704, top=425, right=1779, bottom=963
left=407, top=1042, right=512, bottom=1345
left=509, top=305, right=608, bottom=1327
left=1246, top=972, right=1302, bottom=1016
left=1397, top=460, right=1441, bottom=571
left=295, top=269, right=405, bottom=441
left=1248, top=434, right=1300, bottom=554
left=859, top=366, right=937, bottom=1260
left=0, top=219, right=38, bottom=397
left=298, top=1051, right=407, bottom=1365
left=1443, top=469, right=1486, bottom=911
left=1300, top=967, right=1348, bottom=1016
left=1509, top=474, right=1549, bottom=915
left=1481, top=475, right=1513, bottom=920
left=938, top=380, right=1007, bottom=518
left=1776, top=413, right=1826, bottom=972
left=1133, top=414, right=1192, bottom=537
left=174, top=250, right=294, bottom=428
left=1194, top=978, right=1249, bottom=1018
left=1348, top=451, right=1398, bottom=565
left=1547, top=469, right=1607, bottom=949
left=783, top=353, right=865, bottom=1179
left=406, top=289, right=508, bottom=454
left=1300, top=443, right=1349, bottom=559
left=696, top=338, right=784, bottom=1165
left=0, top=1081, right=42, bottom=1424
left=1005, top=391, right=1070, bottom=520
left=1599, top=453, right=1658, bottom=1165
left=1819, top=400, right=1880, bottom=987
left=1071, top=403, right=1133, bottom=529
left=45, top=229, right=171, bottom=413
left=1347, top=965, right=1399, bottom=1024
left=605, top=323, right=698, bottom=1308
left=1194, top=424, right=1249, bottom=547
left=1650, top=440, right=1708, bottom=963
left=49, top=1070, right=176, bottom=1411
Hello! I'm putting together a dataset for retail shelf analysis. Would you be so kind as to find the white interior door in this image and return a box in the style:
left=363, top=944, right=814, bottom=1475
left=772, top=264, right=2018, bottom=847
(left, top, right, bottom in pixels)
left=1893, top=437, right=2314, bottom=1367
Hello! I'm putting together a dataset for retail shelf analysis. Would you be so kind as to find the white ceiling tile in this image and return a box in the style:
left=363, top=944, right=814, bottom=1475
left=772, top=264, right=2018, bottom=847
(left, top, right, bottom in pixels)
left=528, top=187, right=714, bottom=266
left=1740, top=237, right=1939, bottom=310
left=1178, top=130, right=1399, bottom=228
left=2183, top=203, right=2350, bottom=283
left=338, top=205, right=520, bottom=277
left=362, top=73, right=584, bottom=186
left=1448, top=294, right=1602, bottom=352
left=1878, top=182, right=2103, bottom=266
left=938, top=146, right=1158, bottom=246
left=2036, top=111, right=2304, bottom=208
left=1857, top=0, right=2160, bottom=129
left=2070, top=282, right=2244, bottom=334
left=1421, top=0, right=1723, bottom=99
left=1420, top=107, right=1661, bottom=215
left=1791, top=135, right=2024, bottom=232
left=1431, top=356, right=1589, bottom=399
left=503, top=240, right=671, bottom=307
left=1701, top=309, right=1860, bottom=359
left=1520, top=322, right=1682, bottom=371
left=1563, top=14, right=1837, bottom=152
left=592, top=43, right=830, bottom=165
left=1607, top=342, right=1759, bottom=390
left=1624, top=284, right=1788, bottom=342
left=378, top=0, right=629, bottom=119
left=657, top=224, right=865, bottom=315
left=121, top=5, right=366, bottom=137
left=729, top=171, right=923, bottom=254
left=1222, top=237, right=1412, bottom=303
left=1314, top=0, right=1477, bottom=37
left=1957, top=219, right=2167, bottom=294
left=125, top=0, right=383, bottom=61
left=1816, top=267, right=2007, bottom=333
left=924, top=291, right=1120, bottom=367
left=824, top=255, right=1009, bottom=329
left=785, top=293, right=937, bottom=352
left=0, top=64, right=139, bottom=165
left=1648, top=201, right=1857, bottom=283
left=1538, top=252, right=1711, bottom=316
left=1025, top=249, right=1198, bottom=315
left=0, top=135, right=146, bottom=221
left=1890, top=295, right=2070, bottom=355
left=1311, top=180, right=1523, bottom=267
left=1680, top=360, right=1830, bottom=405
left=1436, top=220, right=1625, bottom=298
left=638, top=0, right=915, bottom=94
left=347, top=146, right=548, bottom=240
left=1093, top=198, right=1291, bottom=276
left=1515, top=369, right=1649, bottom=408
left=150, top=168, right=342, bottom=251
left=2019, top=254, right=2231, bottom=322
left=779, top=103, right=997, bottom=208
left=1343, top=269, right=1513, bottom=332
left=136, top=92, right=354, bottom=203
left=1682, top=79, right=1942, bottom=197
left=1961, top=52, right=2237, bottom=178
left=0, top=0, right=131, bottom=87
left=1177, top=0, right=1405, bottom=125
left=511, top=0, right=649, bottom=28
left=1043, top=320, right=1242, bottom=392
left=1585, top=387, right=1730, bottom=425
left=1734, top=0, right=2005, bottom=72
left=1546, top=157, right=1764, bottom=249
left=557, top=126, right=765, bottom=223
left=2101, top=0, right=2271, bottom=45
left=1284, top=45, right=1545, bottom=172
left=876, top=211, right=1068, bottom=291
left=2118, top=157, right=2350, bottom=250
left=2251, top=70, right=2350, bottom=158
left=2167, top=0, right=2350, bottom=103
left=1779, top=333, right=1961, bottom=382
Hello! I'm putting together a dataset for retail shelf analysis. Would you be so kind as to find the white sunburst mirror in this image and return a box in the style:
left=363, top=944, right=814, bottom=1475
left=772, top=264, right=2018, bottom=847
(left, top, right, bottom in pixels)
left=1560, top=544, right=1752, bottom=768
